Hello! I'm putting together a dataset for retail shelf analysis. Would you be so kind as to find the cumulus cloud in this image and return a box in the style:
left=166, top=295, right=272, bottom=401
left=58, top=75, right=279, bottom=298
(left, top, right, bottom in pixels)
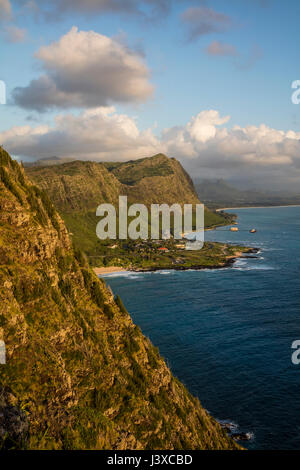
left=0, top=106, right=161, bottom=161
left=206, top=40, right=238, bottom=57
left=2, top=108, right=300, bottom=190
left=181, top=7, right=233, bottom=41
left=162, top=111, right=300, bottom=190
left=0, top=0, right=12, bottom=20
left=12, top=27, right=154, bottom=111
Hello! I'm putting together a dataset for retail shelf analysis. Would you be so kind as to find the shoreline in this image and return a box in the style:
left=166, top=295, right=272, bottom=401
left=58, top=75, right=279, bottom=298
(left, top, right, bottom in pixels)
left=94, top=248, right=259, bottom=275
left=131, top=249, right=258, bottom=273
left=93, top=266, right=127, bottom=275
left=216, top=204, right=300, bottom=212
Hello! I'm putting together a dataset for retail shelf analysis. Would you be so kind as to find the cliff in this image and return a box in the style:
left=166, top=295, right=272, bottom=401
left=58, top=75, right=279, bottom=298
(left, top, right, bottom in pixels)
left=0, top=148, right=239, bottom=450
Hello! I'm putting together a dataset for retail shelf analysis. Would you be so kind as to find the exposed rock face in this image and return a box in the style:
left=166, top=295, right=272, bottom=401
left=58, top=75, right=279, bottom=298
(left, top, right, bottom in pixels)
left=0, top=148, right=239, bottom=450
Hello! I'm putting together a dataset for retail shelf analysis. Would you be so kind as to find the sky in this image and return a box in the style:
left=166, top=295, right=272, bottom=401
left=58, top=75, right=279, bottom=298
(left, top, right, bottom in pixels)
left=0, top=0, right=300, bottom=191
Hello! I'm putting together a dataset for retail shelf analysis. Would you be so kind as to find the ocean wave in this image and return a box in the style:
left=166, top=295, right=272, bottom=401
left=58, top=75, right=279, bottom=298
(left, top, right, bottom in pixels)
left=259, top=247, right=283, bottom=252
left=233, top=258, right=275, bottom=271
left=234, top=264, right=275, bottom=271
left=101, top=269, right=177, bottom=279
left=152, top=270, right=174, bottom=275
left=100, top=271, right=145, bottom=279
left=217, top=419, right=255, bottom=442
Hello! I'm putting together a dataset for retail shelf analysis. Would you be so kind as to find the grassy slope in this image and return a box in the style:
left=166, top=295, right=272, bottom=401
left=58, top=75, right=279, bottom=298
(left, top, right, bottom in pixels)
left=0, top=148, right=239, bottom=450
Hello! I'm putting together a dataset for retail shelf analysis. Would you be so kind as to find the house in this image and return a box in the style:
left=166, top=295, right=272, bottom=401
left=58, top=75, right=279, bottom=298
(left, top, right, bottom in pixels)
left=158, top=247, right=169, bottom=252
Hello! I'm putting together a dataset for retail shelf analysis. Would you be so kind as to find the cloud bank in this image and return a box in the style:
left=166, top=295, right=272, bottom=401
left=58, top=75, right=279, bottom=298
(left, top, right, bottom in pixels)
left=2, top=108, right=300, bottom=190
left=162, top=111, right=300, bottom=190
left=0, top=107, right=160, bottom=161
left=13, top=27, right=154, bottom=111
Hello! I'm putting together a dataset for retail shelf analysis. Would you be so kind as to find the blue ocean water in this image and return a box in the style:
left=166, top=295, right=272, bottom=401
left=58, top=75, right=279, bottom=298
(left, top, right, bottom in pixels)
left=101, top=207, right=300, bottom=450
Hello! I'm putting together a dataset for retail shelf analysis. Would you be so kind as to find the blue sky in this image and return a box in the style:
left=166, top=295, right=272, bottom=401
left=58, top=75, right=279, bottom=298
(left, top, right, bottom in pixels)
left=1, top=0, right=300, bottom=190
left=1, top=0, right=300, bottom=131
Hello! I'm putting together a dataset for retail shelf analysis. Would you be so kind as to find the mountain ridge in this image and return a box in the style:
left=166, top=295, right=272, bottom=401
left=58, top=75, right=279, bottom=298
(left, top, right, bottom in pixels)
left=26, top=154, right=232, bottom=258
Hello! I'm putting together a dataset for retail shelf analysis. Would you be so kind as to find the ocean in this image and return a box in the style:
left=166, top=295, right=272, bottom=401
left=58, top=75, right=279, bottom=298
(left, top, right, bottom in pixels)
left=100, top=206, right=300, bottom=450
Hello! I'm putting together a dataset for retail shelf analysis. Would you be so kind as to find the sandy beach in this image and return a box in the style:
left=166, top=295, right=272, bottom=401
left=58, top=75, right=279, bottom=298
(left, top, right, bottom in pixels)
left=93, top=266, right=127, bottom=275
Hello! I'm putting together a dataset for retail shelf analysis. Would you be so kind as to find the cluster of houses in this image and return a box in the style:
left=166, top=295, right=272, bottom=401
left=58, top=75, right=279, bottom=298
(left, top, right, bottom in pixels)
left=108, top=240, right=187, bottom=253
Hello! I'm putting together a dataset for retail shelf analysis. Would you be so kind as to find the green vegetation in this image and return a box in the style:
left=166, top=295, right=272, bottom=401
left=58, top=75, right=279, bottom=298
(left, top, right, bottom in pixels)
left=0, top=147, right=61, bottom=231
left=0, top=166, right=23, bottom=206
left=115, top=295, right=128, bottom=315
left=0, top=147, right=240, bottom=450
left=90, top=238, right=253, bottom=270
left=26, top=153, right=235, bottom=268
left=103, top=153, right=174, bottom=185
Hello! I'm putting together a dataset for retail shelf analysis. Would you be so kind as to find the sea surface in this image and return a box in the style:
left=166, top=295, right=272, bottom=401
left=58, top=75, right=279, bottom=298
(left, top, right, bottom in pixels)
left=100, top=207, right=300, bottom=450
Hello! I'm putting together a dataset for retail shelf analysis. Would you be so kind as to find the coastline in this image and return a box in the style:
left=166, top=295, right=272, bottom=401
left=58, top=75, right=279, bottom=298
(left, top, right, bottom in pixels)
left=131, top=249, right=258, bottom=273
left=94, top=248, right=258, bottom=275
left=93, top=214, right=259, bottom=277
left=216, top=204, right=300, bottom=212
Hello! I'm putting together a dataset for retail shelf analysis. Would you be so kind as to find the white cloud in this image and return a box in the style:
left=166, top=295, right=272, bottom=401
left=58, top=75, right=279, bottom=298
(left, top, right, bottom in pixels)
left=1, top=108, right=300, bottom=190
left=162, top=112, right=300, bottom=189
left=13, top=27, right=154, bottom=111
left=0, top=107, right=160, bottom=161
left=186, top=110, right=230, bottom=143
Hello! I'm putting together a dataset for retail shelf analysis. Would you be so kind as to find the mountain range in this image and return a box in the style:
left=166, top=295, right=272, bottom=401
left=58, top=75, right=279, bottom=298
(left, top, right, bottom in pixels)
left=194, top=178, right=300, bottom=209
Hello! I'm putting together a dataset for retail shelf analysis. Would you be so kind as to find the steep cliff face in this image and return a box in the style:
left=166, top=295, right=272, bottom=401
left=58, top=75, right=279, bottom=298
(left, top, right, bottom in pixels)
left=103, top=154, right=200, bottom=205
left=0, top=148, right=239, bottom=449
